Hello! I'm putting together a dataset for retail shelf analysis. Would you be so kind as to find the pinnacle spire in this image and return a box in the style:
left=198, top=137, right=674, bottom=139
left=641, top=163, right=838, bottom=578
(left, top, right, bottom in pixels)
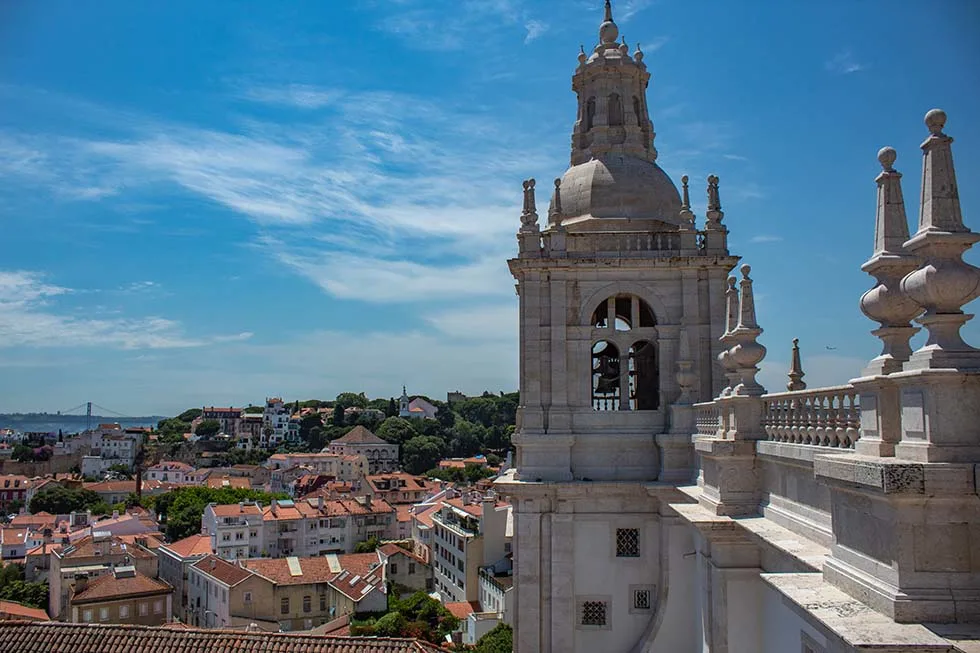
left=917, top=109, right=965, bottom=234
left=599, top=0, right=619, bottom=44
left=605, top=0, right=613, bottom=22
left=871, top=147, right=911, bottom=257
left=787, top=338, right=807, bottom=391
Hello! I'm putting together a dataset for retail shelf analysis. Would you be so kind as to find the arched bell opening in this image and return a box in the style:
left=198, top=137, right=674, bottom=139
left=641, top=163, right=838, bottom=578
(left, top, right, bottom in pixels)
left=628, top=340, right=659, bottom=410
left=592, top=340, right=621, bottom=411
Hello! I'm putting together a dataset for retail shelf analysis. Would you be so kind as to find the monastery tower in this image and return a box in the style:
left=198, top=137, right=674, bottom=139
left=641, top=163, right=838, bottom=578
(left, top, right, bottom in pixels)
left=498, top=2, right=741, bottom=650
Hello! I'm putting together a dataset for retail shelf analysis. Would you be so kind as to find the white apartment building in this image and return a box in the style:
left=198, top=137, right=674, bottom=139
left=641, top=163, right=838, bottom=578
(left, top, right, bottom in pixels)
left=262, top=398, right=289, bottom=447
left=432, top=493, right=510, bottom=604
left=143, top=461, right=195, bottom=484
left=201, top=502, right=265, bottom=560
left=262, top=497, right=396, bottom=558
left=265, top=452, right=367, bottom=481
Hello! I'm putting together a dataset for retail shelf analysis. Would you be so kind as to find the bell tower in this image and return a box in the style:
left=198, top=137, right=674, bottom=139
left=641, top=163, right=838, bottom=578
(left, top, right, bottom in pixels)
left=497, top=2, right=741, bottom=651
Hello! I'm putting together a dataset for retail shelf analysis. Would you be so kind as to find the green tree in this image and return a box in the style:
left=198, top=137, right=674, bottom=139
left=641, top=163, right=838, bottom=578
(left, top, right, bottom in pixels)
left=386, top=398, right=398, bottom=418
left=308, top=426, right=326, bottom=452
left=11, top=444, right=34, bottom=463
left=331, top=405, right=346, bottom=428
left=29, top=486, right=103, bottom=515
left=450, top=420, right=486, bottom=457
left=473, top=623, right=513, bottom=653
left=195, top=419, right=221, bottom=437
left=0, top=579, right=48, bottom=609
left=243, top=406, right=264, bottom=414
left=377, top=417, right=417, bottom=446
left=299, top=412, right=323, bottom=442
left=402, top=436, right=445, bottom=475
left=373, top=611, right=408, bottom=637
left=107, top=463, right=133, bottom=479
left=176, top=408, right=203, bottom=422
left=336, top=392, right=368, bottom=409
left=353, top=536, right=379, bottom=553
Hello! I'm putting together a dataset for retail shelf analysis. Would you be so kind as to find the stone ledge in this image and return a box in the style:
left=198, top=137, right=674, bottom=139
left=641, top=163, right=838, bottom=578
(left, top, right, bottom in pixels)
left=814, top=454, right=977, bottom=496
left=762, top=572, right=958, bottom=651
left=757, top=440, right=856, bottom=465
left=694, top=437, right=757, bottom=456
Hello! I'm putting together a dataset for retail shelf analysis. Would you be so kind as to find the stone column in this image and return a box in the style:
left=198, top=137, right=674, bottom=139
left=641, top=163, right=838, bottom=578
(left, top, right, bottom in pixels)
left=549, top=512, right=574, bottom=652
left=512, top=503, right=543, bottom=653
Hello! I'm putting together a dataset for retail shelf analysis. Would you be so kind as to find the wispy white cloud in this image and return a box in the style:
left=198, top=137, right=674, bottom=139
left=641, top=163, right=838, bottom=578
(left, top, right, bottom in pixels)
left=619, top=0, right=656, bottom=22
left=825, top=49, right=865, bottom=75
left=524, top=19, right=548, bottom=44
left=750, top=235, right=783, bottom=244
left=637, top=35, right=670, bottom=52
left=0, top=270, right=251, bottom=350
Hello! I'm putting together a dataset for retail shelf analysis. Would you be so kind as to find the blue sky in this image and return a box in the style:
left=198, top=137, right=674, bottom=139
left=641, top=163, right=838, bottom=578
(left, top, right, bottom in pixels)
left=1, top=0, right=978, bottom=416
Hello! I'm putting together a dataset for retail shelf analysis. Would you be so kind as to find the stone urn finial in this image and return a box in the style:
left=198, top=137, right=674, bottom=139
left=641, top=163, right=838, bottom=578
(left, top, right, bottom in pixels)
left=718, top=275, right=741, bottom=397
left=729, top=264, right=767, bottom=396
left=520, top=178, right=539, bottom=232
left=859, top=146, right=921, bottom=375
left=900, top=109, right=980, bottom=370
left=787, top=338, right=807, bottom=391
left=705, top=175, right=724, bottom=231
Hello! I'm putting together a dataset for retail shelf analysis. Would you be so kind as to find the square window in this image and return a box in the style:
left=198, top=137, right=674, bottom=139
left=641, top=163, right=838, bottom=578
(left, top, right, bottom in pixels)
left=633, top=589, right=651, bottom=610
left=616, top=528, right=639, bottom=557
left=153, top=600, right=163, bottom=614
left=119, top=605, right=129, bottom=618
left=99, top=607, right=109, bottom=621
left=82, top=609, right=93, bottom=622
left=139, top=602, right=148, bottom=616
left=581, top=600, right=607, bottom=627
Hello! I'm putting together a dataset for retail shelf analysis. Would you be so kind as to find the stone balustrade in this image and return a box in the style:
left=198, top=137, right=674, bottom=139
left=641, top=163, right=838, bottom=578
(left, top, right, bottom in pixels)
left=694, top=401, right=722, bottom=438
left=565, top=231, right=682, bottom=256
left=762, top=385, right=860, bottom=448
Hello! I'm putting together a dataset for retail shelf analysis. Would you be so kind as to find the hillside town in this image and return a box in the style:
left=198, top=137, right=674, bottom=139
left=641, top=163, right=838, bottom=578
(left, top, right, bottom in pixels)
left=0, top=388, right=516, bottom=648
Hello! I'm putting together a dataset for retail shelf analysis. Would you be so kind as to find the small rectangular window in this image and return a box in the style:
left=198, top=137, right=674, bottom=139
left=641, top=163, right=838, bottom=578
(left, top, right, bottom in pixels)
left=633, top=589, right=651, bottom=610
left=320, top=594, right=326, bottom=612
left=82, top=609, right=93, bottom=622
left=139, top=602, right=148, bottom=616
left=99, top=607, right=109, bottom=621
left=153, top=600, right=163, bottom=614
left=303, top=595, right=311, bottom=613
left=119, top=605, right=129, bottom=619
left=581, top=600, right=607, bottom=627
left=616, top=528, right=640, bottom=557
left=243, top=591, right=252, bottom=603
left=281, top=597, right=289, bottom=614
left=390, top=563, right=398, bottom=575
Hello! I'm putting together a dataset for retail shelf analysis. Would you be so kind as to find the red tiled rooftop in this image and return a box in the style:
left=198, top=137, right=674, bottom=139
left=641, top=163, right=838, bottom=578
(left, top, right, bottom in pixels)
left=71, top=570, right=171, bottom=604
left=0, top=600, right=49, bottom=621
left=162, top=533, right=212, bottom=559
left=193, top=555, right=254, bottom=586
left=444, top=601, right=480, bottom=620
left=0, top=621, right=447, bottom=652
left=330, top=425, right=388, bottom=445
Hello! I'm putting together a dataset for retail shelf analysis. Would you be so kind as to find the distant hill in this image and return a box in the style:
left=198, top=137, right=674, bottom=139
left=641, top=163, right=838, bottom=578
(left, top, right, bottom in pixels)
left=0, top=413, right=166, bottom=434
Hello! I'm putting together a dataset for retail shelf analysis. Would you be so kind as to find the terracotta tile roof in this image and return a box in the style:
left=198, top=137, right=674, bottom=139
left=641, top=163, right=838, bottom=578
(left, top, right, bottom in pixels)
left=0, top=528, right=28, bottom=546
left=204, top=476, right=250, bottom=489
left=71, top=569, right=171, bottom=604
left=192, top=555, right=252, bottom=587
left=0, top=475, right=28, bottom=489
left=412, top=503, right=442, bottom=529
left=146, top=461, right=195, bottom=472
left=208, top=502, right=262, bottom=518
left=336, top=552, right=383, bottom=579
left=444, top=601, right=480, bottom=620
left=161, top=533, right=212, bottom=559
left=330, top=425, right=388, bottom=445
left=241, top=556, right=341, bottom=585
left=378, top=543, right=428, bottom=565
left=0, top=621, right=448, bottom=652
left=0, top=601, right=48, bottom=621
left=59, top=534, right=155, bottom=561
left=10, top=512, right=56, bottom=528
left=395, top=505, right=414, bottom=523
left=446, top=497, right=484, bottom=517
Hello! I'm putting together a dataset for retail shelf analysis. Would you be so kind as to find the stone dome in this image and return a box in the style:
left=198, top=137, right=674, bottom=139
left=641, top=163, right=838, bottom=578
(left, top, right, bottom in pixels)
left=557, top=155, right=683, bottom=227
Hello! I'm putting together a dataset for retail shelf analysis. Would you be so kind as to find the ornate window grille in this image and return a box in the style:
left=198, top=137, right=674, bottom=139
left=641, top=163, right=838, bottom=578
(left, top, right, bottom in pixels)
left=581, top=600, right=607, bottom=627
left=633, top=589, right=651, bottom=610
left=616, top=528, right=640, bottom=557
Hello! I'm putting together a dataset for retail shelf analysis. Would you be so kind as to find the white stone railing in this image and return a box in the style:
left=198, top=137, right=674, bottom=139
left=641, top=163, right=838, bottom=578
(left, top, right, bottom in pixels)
left=762, top=385, right=860, bottom=448
left=566, top=231, right=681, bottom=256
left=694, top=402, right=721, bottom=438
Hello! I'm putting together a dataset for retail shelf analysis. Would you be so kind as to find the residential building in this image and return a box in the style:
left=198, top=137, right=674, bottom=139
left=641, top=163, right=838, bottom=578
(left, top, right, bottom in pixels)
left=82, top=480, right=169, bottom=505
left=143, top=461, right=195, bottom=484
left=204, top=475, right=250, bottom=490
left=0, top=475, right=28, bottom=512
left=201, top=502, right=264, bottom=560
left=200, top=406, right=243, bottom=437
left=261, top=398, right=289, bottom=447
left=0, top=528, right=28, bottom=561
left=68, top=565, right=173, bottom=625
left=431, top=493, right=510, bottom=603
left=377, top=542, right=431, bottom=592
left=261, top=497, right=396, bottom=557
left=265, top=452, right=368, bottom=481
left=364, top=472, right=435, bottom=505
left=410, top=502, right=441, bottom=564
left=156, top=533, right=213, bottom=622
left=49, top=532, right=159, bottom=620
left=398, top=387, right=439, bottom=420
left=325, top=426, right=399, bottom=474
left=0, top=621, right=446, bottom=652
left=238, top=413, right=263, bottom=445
left=188, top=553, right=386, bottom=631
left=478, top=565, right=513, bottom=623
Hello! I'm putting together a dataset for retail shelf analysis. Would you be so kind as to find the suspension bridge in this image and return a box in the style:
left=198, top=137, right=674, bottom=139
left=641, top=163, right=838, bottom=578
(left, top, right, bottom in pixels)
left=54, top=402, right=141, bottom=432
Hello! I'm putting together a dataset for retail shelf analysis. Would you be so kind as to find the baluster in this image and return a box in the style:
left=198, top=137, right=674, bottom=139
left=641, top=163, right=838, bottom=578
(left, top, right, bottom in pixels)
left=829, top=393, right=842, bottom=447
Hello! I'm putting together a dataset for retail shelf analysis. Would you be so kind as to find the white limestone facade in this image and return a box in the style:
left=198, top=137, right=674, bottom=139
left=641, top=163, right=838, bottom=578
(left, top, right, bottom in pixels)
left=497, top=3, right=980, bottom=653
